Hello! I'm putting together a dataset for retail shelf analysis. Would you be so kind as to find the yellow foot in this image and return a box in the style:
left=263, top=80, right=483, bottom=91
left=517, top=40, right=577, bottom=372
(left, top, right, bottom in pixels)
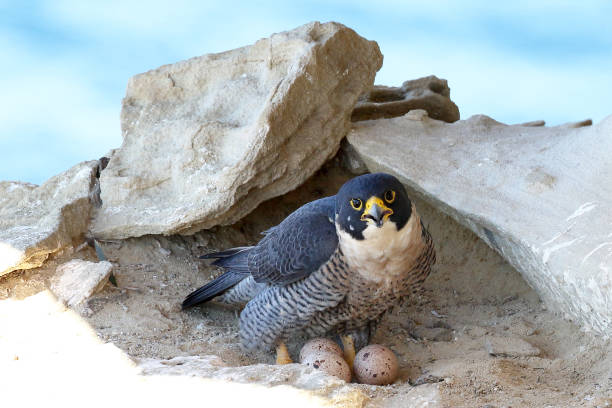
left=276, top=342, right=293, bottom=365
left=340, top=335, right=355, bottom=371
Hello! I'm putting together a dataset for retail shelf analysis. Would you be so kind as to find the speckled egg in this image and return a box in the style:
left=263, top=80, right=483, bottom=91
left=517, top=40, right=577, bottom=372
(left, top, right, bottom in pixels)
left=301, top=351, right=351, bottom=382
left=353, top=344, right=399, bottom=385
left=299, top=338, right=343, bottom=363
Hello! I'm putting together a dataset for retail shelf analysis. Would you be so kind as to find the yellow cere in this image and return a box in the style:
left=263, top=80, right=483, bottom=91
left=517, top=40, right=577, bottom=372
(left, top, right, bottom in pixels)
left=362, top=196, right=393, bottom=222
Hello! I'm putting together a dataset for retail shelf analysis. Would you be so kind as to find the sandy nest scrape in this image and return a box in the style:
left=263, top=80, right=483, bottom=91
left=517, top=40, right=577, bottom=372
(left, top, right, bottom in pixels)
left=1, top=160, right=611, bottom=407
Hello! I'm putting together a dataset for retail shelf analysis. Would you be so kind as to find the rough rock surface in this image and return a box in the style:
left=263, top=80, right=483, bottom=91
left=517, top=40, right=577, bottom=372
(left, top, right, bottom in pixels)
left=0, top=291, right=364, bottom=408
left=139, top=356, right=361, bottom=397
left=351, top=76, right=459, bottom=123
left=51, top=259, right=113, bottom=307
left=0, top=161, right=98, bottom=277
left=347, top=111, right=612, bottom=336
left=338, top=139, right=369, bottom=175
left=93, top=21, right=382, bottom=239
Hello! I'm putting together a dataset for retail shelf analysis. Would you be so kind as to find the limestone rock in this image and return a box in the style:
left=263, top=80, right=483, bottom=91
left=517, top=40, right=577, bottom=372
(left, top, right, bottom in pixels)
left=51, top=259, right=113, bottom=307
left=347, top=111, right=612, bottom=336
left=351, top=75, right=459, bottom=123
left=0, top=162, right=99, bottom=277
left=411, top=326, right=454, bottom=342
left=1, top=291, right=357, bottom=408
left=93, top=21, right=382, bottom=239
left=139, top=356, right=368, bottom=405
left=140, top=355, right=345, bottom=389
left=485, top=336, right=541, bottom=357
left=338, top=138, right=369, bottom=175
left=518, top=119, right=546, bottom=127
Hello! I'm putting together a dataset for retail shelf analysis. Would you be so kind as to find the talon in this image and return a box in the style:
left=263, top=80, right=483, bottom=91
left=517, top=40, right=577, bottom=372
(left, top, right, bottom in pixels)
left=276, top=342, right=293, bottom=365
left=340, top=335, right=356, bottom=371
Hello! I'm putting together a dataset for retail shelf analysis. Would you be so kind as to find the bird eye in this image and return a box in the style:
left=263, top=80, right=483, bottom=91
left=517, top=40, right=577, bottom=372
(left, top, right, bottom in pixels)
left=350, top=198, right=362, bottom=210
left=384, top=190, right=396, bottom=203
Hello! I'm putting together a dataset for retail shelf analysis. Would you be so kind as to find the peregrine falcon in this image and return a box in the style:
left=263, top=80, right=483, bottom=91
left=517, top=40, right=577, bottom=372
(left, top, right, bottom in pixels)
left=182, top=173, right=436, bottom=365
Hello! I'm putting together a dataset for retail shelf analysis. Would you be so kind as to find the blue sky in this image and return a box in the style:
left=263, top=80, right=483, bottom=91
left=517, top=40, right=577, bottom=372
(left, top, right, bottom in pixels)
left=1, top=1, right=611, bottom=184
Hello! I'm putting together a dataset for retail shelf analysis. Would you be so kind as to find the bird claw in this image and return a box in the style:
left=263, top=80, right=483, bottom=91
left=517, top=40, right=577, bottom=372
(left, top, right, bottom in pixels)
left=276, top=342, right=293, bottom=365
left=340, top=335, right=356, bottom=371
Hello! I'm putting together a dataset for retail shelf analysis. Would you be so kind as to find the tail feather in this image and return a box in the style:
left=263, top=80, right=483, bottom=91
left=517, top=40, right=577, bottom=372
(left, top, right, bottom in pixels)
left=199, top=247, right=251, bottom=259
left=201, top=247, right=251, bottom=273
left=183, top=246, right=253, bottom=309
left=182, top=271, right=246, bottom=309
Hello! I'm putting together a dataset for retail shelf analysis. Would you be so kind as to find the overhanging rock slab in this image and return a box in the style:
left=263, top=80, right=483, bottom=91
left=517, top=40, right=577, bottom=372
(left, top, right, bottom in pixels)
left=93, top=21, right=382, bottom=239
left=348, top=111, right=612, bottom=335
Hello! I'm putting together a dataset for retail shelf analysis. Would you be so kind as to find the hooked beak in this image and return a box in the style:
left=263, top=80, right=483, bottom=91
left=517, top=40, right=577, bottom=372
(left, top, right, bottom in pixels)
left=361, top=196, right=393, bottom=227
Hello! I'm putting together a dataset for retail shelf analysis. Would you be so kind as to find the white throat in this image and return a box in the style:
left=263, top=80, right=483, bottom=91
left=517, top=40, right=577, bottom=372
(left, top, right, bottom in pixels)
left=336, top=205, right=423, bottom=283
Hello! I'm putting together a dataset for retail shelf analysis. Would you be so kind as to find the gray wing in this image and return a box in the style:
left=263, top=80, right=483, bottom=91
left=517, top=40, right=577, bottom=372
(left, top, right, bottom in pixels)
left=248, top=196, right=338, bottom=285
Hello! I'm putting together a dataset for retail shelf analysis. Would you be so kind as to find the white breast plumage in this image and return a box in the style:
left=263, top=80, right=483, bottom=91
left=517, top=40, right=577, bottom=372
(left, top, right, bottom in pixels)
left=336, top=204, right=424, bottom=283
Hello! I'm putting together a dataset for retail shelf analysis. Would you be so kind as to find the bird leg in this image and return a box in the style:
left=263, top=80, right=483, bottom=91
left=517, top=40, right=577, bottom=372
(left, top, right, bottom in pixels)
left=340, top=335, right=356, bottom=371
left=276, top=342, right=293, bottom=365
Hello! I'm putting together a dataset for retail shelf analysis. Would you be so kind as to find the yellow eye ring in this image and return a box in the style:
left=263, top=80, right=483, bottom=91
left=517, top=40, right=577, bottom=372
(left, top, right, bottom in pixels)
left=384, top=190, right=396, bottom=203
left=350, top=198, right=362, bottom=210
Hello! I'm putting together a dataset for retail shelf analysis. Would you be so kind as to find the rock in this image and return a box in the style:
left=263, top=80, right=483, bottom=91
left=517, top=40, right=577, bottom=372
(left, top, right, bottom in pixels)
left=140, top=355, right=344, bottom=390
left=507, top=318, right=537, bottom=337
left=338, top=138, right=369, bottom=175
left=139, top=356, right=367, bottom=404
left=517, top=120, right=546, bottom=127
left=411, top=326, right=454, bottom=342
left=484, top=336, right=541, bottom=357
left=410, top=374, right=445, bottom=386
left=93, top=21, right=382, bottom=239
left=1, top=291, right=364, bottom=408
left=50, top=259, right=113, bottom=307
left=351, top=76, right=459, bottom=123
left=347, top=111, right=612, bottom=336
left=0, top=161, right=99, bottom=277
left=464, top=325, right=488, bottom=338
left=560, top=118, right=592, bottom=128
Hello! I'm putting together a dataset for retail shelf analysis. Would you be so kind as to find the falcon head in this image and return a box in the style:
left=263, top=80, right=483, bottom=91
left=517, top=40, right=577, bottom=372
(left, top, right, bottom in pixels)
left=335, top=173, right=413, bottom=240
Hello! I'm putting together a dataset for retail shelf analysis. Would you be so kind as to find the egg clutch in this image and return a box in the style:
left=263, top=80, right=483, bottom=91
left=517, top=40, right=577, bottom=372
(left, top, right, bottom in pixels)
left=299, top=338, right=399, bottom=385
